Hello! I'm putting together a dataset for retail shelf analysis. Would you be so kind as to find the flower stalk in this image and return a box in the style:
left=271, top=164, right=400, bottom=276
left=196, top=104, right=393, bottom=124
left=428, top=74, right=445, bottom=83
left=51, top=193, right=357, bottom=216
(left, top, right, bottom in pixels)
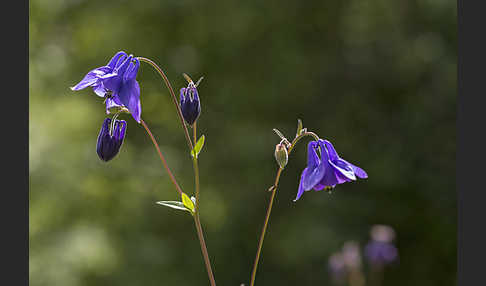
left=140, top=119, right=183, bottom=196
left=249, top=131, right=320, bottom=286
left=192, top=122, right=217, bottom=286
left=249, top=167, right=282, bottom=286
left=137, top=57, right=194, bottom=151
left=138, top=58, right=216, bottom=286
left=72, top=52, right=369, bottom=286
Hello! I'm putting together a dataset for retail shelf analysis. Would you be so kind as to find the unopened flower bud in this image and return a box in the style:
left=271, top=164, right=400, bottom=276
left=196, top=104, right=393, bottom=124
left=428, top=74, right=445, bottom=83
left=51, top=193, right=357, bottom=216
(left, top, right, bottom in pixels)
left=180, top=83, right=201, bottom=126
left=96, top=117, right=127, bottom=162
left=274, top=142, right=288, bottom=168
left=365, top=225, right=398, bottom=266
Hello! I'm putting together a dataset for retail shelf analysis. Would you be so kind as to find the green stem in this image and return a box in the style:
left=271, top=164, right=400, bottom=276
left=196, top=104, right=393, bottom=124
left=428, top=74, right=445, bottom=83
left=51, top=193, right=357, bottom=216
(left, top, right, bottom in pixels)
left=138, top=57, right=215, bottom=285
left=192, top=122, right=217, bottom=286
left=193, top=212, right=216, bottom=286
left=249, top=167, right=282, bottom=286
left=249, top=131, right=320, bottom=286
left=192, top=123, right=201, bottom=213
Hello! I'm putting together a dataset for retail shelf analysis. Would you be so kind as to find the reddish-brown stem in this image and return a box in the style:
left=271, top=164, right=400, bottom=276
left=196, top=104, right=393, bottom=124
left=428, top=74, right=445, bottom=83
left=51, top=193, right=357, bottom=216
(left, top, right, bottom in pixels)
left=249, top=131, right=320, bottom=286
left=140, top=119, right=183, bottom=196
left=137, top=57, right=194, bottom=151
left=138, top=58, right=216, bottom=286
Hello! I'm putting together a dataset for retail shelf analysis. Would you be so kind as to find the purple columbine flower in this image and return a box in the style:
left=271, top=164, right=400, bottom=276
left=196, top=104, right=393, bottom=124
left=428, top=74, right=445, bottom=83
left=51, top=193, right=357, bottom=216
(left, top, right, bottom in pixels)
left=96, top=118, right=127, bottom=162
left=180, top=82, right=201, bottom=126
left=294, top=139, right=367, bottom=201
left=71, top=51, right=142, bottom=123
left=364, top=241, right=398, bottom=266
left=364, top=225, right=398, bottom=266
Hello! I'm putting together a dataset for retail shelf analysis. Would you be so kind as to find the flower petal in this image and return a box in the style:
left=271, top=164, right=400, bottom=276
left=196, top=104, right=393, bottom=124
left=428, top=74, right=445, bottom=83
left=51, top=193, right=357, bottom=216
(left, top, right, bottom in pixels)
left=334, top=169, right=354, bottom=184
left=337, top=158, right=368, bottom=179
left=114, top=55, right=133, bottom=76
left=118, top=79, right=141, bottom=123
left=124, top=58, right=140, bottom=81
left=107, top=51, right=128, bottom=69
left=316, top=140, right=339, bottom=187
left=98, top=72, right=118, bottom=79
left=306, top=141, right=320, bottom=168
left=322, top=139, right=340, bottom=161
left=70, top=66, right=109, bottom=91
left=302, top=161, right=326, bottom=191
left=313, top=183, right=326, bottom=191
left=329, top=159, right=356, bottom=181
left=294, top=167, right=309, bottom=201
left=103, top=55, right=133, bottom=94
left=301, top=141, right=326, bottom=190
left=318, top=165, right=339, bottom=188
left=93, top=84, right=107, bottom=97
left=103, top=76, right=122, bottom=95
left=113, top=120, right=127, bottom=145
left=105, top=97, right=123, bottom=114
left=180, top=88, right=187, bottom=103
left=350, top=163, right=368, bottom=179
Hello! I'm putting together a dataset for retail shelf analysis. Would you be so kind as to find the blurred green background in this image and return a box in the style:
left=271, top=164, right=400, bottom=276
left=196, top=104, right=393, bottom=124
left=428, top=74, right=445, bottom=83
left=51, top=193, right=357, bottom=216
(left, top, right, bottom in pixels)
left=29, top=0, right=456, bottom=285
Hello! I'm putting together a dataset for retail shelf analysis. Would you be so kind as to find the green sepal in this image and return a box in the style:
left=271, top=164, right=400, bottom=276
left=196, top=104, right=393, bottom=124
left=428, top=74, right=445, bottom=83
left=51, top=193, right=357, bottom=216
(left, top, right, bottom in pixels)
left=191, top=134, right=205, bottom=158
left=296, top=118, right=304, bottom=137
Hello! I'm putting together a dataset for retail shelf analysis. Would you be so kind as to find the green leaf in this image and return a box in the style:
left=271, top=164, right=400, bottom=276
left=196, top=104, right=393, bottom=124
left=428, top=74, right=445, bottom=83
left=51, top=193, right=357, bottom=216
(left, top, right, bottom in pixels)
left=156, top=201, right=192, bottom=213
left=190, top=134, right=205, bottom=158
left=181, top=192, right=195, bottom=213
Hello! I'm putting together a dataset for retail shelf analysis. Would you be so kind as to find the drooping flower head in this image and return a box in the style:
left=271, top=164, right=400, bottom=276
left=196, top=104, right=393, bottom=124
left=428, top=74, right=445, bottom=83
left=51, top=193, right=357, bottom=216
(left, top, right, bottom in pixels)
left=180, top=74, right=202, bottom=126
left=294, top=139, right=367, bottom=201
left=71, top=51, right=142, bottom=123
left=96, top=117, right=127, bottom=162
left=364, top=225, right=398, bottom=266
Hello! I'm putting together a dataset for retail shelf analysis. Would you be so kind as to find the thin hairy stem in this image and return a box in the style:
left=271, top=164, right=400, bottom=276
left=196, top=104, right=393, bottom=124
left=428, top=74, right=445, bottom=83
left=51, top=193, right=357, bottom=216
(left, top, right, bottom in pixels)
left=140, top=119, right=183, bottom=196
left=139, top=57, right=216, bottom=285
left=193, top=214, right=216, bottom=286
left=192, top=123, right=201, bottom=212
left=250, top=167, right=283, bottom=286
left=249, top=131, right=320, bottom=286
left=190, top=122, right=217, bottom=286
left=137, top=57, right=194, bottom=151
left=288, top=131, right=320, bottom=154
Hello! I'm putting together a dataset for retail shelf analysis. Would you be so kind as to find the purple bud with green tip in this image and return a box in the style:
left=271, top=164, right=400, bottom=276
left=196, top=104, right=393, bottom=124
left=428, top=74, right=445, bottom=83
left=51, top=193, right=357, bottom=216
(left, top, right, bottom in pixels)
left=180, top=83, right=201, bottom=126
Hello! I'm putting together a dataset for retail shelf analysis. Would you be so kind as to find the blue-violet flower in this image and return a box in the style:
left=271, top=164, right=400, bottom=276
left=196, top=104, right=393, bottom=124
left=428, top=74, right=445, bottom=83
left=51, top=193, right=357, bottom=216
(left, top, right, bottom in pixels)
left=96, top=117, right=127, bottom=162
left=71, top=51, right=142, bottom=123
left=180, top=82, right=201, bottom=126
left=364, top=241, right=398, bottom=266
left=364, top=225, right=398, bottom=266
left=295, top=139, right=368, bottom=201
